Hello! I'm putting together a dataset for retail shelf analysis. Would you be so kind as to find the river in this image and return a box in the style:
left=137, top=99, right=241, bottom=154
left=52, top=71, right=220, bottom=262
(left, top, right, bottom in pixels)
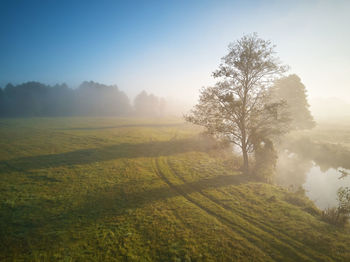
left=276, top=150, right=350, bottom=209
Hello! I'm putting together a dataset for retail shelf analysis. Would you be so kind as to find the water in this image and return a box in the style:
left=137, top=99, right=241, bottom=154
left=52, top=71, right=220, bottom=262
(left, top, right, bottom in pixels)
left=276, top=150, right=350, bottom=209
left=303, top=164, right=350, bottom=209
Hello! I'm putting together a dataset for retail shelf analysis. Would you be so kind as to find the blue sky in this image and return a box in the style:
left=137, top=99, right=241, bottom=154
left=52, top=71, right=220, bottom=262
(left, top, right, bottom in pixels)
left=1, top=0, right=349, bottom=104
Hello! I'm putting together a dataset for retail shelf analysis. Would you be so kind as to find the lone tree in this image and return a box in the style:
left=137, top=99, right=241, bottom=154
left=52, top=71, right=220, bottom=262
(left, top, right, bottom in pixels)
left=185, top=34, right=290, bottom=173
left=269, top=74, right=315, bottom=130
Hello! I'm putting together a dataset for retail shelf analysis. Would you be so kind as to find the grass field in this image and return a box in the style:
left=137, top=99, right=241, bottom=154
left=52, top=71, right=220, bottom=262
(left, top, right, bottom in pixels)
left=289, top=121, right=350, bottom=149
left=1, top=117, right=350, bottom=261
left=282, top=121, right=350, bottom=170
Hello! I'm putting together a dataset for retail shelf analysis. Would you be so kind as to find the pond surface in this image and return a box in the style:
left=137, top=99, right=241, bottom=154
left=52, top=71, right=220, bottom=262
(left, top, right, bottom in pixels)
left=276, top=151, right=350, bottom=209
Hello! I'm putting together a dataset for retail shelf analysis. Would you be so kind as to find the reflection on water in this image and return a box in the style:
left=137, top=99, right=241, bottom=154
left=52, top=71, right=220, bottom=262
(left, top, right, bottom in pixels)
left=275, top=151, right=312, bottom=189
left=276, top=150, right=350, bottom=209
left=304, top=165, right=350, bottom=209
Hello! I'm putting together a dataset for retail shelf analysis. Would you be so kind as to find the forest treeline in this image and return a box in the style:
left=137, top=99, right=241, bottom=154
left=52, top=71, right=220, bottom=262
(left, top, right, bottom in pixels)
left=0, top=81, right=167, bottom=117
left=0, top=74, right=314, bottom=122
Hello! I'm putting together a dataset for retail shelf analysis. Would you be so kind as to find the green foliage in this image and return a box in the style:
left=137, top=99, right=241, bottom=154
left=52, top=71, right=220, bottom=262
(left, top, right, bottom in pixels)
left=253, top=139, right=278, bottom=183
left=270, top=74, right=315, bottom=130
left=338, top=187, right=350, bottom=214
left=284, top=136, right=350, bottom=170
left=0, top=118, right=350, bottom=261
left=1, top=81, right=131, bottom=117
left=321, top=207, right=348, bottom=227
left=186, top=33, right=290, bottom=172
left=321, top=187, right=350, bottom=227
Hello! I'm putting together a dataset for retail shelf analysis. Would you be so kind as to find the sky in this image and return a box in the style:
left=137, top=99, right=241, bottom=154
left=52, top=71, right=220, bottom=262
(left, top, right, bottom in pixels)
left=1, top=0, right=349, bottom=106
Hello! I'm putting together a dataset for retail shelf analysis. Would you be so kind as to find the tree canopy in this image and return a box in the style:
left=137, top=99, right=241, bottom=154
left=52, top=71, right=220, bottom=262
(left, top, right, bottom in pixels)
left=269, top=74, right=315, bottom=130
left=0, top=81, right=132, bottom=117
left=185, top=33, right=291, bottom=173
left=134, top=90, right=166, bottom=117
left=0, top=81, right=171, bottom=118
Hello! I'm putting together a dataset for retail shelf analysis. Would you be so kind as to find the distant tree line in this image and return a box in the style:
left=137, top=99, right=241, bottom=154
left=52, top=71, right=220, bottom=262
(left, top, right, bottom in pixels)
left=134, top=90, right=167, bottom=117
left=0, top=81, right=167, bottom=117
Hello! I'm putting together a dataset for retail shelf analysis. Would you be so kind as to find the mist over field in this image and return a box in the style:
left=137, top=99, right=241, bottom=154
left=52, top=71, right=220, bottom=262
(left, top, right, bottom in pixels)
left=1, top=0, right=350, bottom=261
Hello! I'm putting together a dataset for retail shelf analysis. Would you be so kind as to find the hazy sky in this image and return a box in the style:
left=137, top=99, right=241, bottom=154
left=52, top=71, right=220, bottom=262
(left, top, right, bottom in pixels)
left=1, top=0, right=349, bottom=104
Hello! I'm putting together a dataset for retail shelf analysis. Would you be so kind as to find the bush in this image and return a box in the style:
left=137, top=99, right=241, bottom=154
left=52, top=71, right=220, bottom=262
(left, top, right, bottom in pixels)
left=321, top=187, right=350, bottom=227
left=321, top=207, right=348, bottom=227
left=253, top=139, right=277, bottom=183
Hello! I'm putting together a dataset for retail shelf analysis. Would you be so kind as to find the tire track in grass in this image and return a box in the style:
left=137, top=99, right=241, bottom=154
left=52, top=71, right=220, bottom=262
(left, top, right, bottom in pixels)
left=167, top=156, right=337, bottom=262
left=153, top=157, right=283, bottom=262
left=163, top=157, right=329, bottom=262
left=163, top=197, right=258, bottom=262
left=213, top=186, right=332, bottom=260
left=211, top=185, right=338, bottom=262
left=163, top=186, right=266, bottom=261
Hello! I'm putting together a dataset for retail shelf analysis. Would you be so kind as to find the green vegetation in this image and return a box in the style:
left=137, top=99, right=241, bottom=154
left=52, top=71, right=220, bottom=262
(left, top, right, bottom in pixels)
left=186, top=33, right=290, bottom=174
left=1, top=117, right=350, bottom=261
left=321, top=187, right=350, bottom=227
left=282, top=122, right=350, bottom=170
left=288, top=121, right=350, bottom=149
left=269, top=74, right=315, bottom=130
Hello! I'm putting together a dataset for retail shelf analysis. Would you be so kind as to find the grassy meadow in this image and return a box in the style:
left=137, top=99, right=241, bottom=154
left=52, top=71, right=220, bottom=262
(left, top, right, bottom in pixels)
left=282, top=121, right=350, bottom=170
left=288, top=121, right=350, bottom=149
left=1, top=117, right=350, bottom=261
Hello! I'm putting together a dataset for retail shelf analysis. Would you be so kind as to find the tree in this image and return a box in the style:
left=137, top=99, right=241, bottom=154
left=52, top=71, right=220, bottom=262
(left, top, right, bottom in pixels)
left=134, top=90, right=165, bottom=117
left=269, top=74, right=315, bottom=129
left=185, top=34, right=290, bottom=173
left=0, top=81, right=131, bottom=117
left=76, top=81, right=131, bottom=116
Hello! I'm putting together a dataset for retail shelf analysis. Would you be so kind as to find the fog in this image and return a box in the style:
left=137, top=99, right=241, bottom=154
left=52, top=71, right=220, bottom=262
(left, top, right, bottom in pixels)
left=310, top=97, right=350, bottom=122
left=0, top=81, right=193, bottom=117
left=2, top=1, right=350, bottom=108
left=2, top=1, right=350, bottom=259
left=276, top=149, right=350, bottom=209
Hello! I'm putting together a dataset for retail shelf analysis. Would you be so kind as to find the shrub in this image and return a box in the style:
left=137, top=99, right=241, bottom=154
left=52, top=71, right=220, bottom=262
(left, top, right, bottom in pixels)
left=321, top=207, right=348, bottom=227
left=321, top=187, right=350, bottom=227
left=253, top=139, right=278, bottom=183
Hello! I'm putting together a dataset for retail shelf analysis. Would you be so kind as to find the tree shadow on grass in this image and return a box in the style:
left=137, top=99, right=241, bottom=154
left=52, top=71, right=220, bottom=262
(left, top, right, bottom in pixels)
left=0, top=137, right=217, bottom=173
left=56, top=123, right=187, bottom=131
left=0, top=172, right=249, bottom=252
left=79, top=173, right=248, bottom=215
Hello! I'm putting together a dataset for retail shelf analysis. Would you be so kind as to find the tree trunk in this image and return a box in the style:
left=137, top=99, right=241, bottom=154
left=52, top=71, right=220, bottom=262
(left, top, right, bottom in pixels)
left=241, top=86, right=249, bottom=174
left=242, top=147, right=249, bottom=174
